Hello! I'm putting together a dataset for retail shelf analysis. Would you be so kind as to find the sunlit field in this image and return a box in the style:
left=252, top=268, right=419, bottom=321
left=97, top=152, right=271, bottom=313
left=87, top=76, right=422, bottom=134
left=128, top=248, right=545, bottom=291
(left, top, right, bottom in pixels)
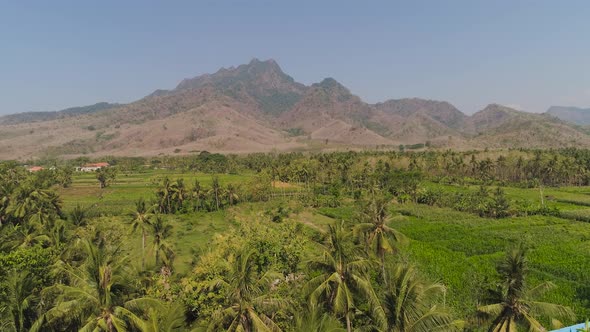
left=3, top=149, right=590, bottom=331
left=56, top=166, right=590, bottom=319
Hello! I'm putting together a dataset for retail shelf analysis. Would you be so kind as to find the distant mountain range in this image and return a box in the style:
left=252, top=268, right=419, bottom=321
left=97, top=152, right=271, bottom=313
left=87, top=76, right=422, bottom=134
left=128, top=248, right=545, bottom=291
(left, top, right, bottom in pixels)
left=545, top=106, right=590, bottom=125
left=1, top=58, right=590, bottom=160
left=0, top=102, right=120, bottom=125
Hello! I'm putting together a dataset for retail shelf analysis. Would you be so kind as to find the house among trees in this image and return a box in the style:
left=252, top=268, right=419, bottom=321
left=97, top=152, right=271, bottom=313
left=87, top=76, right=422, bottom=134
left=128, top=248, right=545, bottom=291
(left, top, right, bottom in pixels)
left=26, top=166, right=44, bottom=172
left=77, top=162, right=110, bottom=172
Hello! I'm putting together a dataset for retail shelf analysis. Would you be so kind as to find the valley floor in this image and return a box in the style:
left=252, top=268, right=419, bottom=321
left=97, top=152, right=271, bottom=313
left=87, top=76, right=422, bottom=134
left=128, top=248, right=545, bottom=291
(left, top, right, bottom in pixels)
left=60, top=170, right=590, bottom=320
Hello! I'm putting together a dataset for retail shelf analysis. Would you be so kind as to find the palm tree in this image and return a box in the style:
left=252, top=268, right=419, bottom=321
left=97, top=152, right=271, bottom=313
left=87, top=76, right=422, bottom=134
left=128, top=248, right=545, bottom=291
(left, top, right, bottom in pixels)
left=0, top=270, right=38, bottom=332
left=209, top=176, right=223, bottom=211
left=0, top=180, right=13, bottom=225
left=477, top=245, right=574, bottom=332
left=294, top=305, right=345, bottom=332
left=354, top=195, right=406, bottom=283
left=207, top=248, right=285, bottom=331
left=131, top=198, right=153, bottom=270
left=576, top=319, right=590, bottom=332
left=48, top=219, right=69, bottom=249
left=225, top=184, right=239, bottom=206
left=156, top=177, right=174, bottom=214
left=150, top=215, right=174, bottom=269
left=118, top=301, right=186, bottom=332
left=305, top=222, right=386, bottom=332
left=170, top=179, right=187, bottom=212
left=5, top=222, right=50, bottom=249
left=96, top=167, right=117, bottom=189
left=191, top=179, right=204, bottom=212
left=69, top=203, right=89, bottom=226
left=7, top=187, right=62, bottom=225
left=381, top=264, right=461, bottom=332
left=32, top=239, right=159, bottom=332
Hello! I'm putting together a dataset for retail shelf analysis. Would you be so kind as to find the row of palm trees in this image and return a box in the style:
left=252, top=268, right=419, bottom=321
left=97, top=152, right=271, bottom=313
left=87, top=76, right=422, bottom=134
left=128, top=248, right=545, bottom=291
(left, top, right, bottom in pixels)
left=2, top=233, right=573, bottom=332
left=131, top=198, right=174, bottom=270
left=154, top=177, right=239, bottom=214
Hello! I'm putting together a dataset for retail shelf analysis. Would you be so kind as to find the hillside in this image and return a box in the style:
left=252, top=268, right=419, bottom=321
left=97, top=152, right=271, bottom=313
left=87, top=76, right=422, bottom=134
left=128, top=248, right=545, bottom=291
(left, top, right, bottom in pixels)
left=463, top=104, right=590, bottom=148
left=546, top=106, right=590, bottom=125
left=0, top=102, right=120, bottom=125
left=1, top=59, right=590, bottom=160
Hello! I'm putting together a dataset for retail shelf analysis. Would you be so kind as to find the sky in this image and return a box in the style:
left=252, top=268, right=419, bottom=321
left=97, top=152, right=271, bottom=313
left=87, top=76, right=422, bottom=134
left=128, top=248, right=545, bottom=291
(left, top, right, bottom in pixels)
left=1, top=0, right=589, bottom=115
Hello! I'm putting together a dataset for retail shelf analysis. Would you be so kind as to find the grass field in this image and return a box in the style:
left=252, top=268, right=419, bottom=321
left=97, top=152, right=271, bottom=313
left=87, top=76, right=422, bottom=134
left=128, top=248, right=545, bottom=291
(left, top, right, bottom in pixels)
left=58, top=170, right=254, bottom=214
left=60, top=170, right=590, bottom=319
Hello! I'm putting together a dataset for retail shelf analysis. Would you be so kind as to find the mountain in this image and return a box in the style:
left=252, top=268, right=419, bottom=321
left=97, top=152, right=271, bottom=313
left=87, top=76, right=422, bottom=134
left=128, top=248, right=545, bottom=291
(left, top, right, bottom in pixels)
left=164, top=58, right=307, bottom=116
left=1, top=59, right=590, bottom=160
left=375, top=98, right=466, bottom=129
left=465, top=104, right=590, bottom=148
left=546, top=106, right=590, bottom=125
left=0, top=102, right=120, bottom=125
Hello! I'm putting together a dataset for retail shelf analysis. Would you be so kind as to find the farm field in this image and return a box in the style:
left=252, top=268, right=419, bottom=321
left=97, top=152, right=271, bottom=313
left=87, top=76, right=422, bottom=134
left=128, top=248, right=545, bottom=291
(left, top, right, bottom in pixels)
left=57, top=169, right=590, bottom=319
left=4, top=149, right=590, bottom=331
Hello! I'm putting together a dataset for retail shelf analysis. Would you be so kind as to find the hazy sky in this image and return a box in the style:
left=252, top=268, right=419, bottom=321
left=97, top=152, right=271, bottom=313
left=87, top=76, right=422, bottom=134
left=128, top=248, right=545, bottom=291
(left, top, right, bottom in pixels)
left=1, top=1, right=589, bottom=115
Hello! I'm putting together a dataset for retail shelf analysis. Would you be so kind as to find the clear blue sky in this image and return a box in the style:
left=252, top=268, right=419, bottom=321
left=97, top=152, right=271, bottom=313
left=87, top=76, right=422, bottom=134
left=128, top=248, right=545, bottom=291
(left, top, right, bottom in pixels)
left=1, top=0, right=589, bottom=115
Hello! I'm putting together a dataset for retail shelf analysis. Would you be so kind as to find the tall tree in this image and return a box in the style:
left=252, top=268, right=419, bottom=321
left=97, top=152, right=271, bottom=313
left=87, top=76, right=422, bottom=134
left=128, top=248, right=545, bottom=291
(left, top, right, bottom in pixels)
left=55, top=166, right=73, bottom=188
left=170, top=179, right=187, bottom=213
left=354, top=194, right=406, bottom=283
left=131, top=198, right=153, bottom=270
left=0, top=270, right=39, bottom=332
left=224, top=184, right=239, bottom=206
left=5, top=222, right=50, bottom=249
left=209, top=176, right=222, bottom=211
left=477, top=245, right=574, bottom=332
left=155, top=177, right=174, bottom=214
left=69, top=204, right=89, bottom=226
left=7, top=186, right=62, bottom=225
left=305, top=222, right=386, bottom=332
left=150, top=215, right=174, bottom=269
left=96, top=167, right=117, bottom=189
left=381, top=264, right=461, bottom=332
left=32, top=239, right=159, bottom=332
left=190, top=179, right=204, bottom=212
left=117, top=301, right=185, bottom=332
left=207, top=248, right=285, bottom=331
left=294, top=305, right=345, bottom=332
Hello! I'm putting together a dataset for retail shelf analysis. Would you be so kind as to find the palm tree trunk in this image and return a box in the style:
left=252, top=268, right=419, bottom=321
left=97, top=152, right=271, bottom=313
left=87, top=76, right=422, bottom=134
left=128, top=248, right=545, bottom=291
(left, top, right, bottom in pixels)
left=141, top=230, right=146, bottom=270
left=380, top=253, right=387, bottom=286
left=155, top=238, right=160, bottom=267
left=215, top=191, right=219, bottom=210
left=346, top=311, right=352, bottom=332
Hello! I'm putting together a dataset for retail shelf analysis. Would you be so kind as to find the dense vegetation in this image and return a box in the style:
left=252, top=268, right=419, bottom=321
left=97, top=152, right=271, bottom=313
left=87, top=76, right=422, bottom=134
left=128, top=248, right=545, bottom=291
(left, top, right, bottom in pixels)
left=2, top=148, right=590, bottom=331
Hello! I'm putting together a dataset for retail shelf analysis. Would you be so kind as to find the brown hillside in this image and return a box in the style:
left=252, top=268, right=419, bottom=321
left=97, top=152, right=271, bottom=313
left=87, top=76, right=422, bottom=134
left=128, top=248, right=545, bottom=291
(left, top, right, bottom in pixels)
left=1, top=59, right=590, bottom=159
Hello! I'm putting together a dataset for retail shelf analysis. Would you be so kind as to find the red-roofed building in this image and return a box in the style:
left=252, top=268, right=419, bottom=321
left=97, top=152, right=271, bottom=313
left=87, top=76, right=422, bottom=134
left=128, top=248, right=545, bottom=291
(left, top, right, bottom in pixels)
left=27, top=166, right=44, bottom=172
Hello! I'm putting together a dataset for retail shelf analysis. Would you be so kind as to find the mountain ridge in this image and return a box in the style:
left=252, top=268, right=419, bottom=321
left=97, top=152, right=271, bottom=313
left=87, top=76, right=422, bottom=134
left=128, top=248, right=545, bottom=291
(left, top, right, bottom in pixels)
left=0, top=102, right=121, bottom=126
left=546, top=106, right=590, bottom=125
left=1, top=59, right=589, bottom=160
